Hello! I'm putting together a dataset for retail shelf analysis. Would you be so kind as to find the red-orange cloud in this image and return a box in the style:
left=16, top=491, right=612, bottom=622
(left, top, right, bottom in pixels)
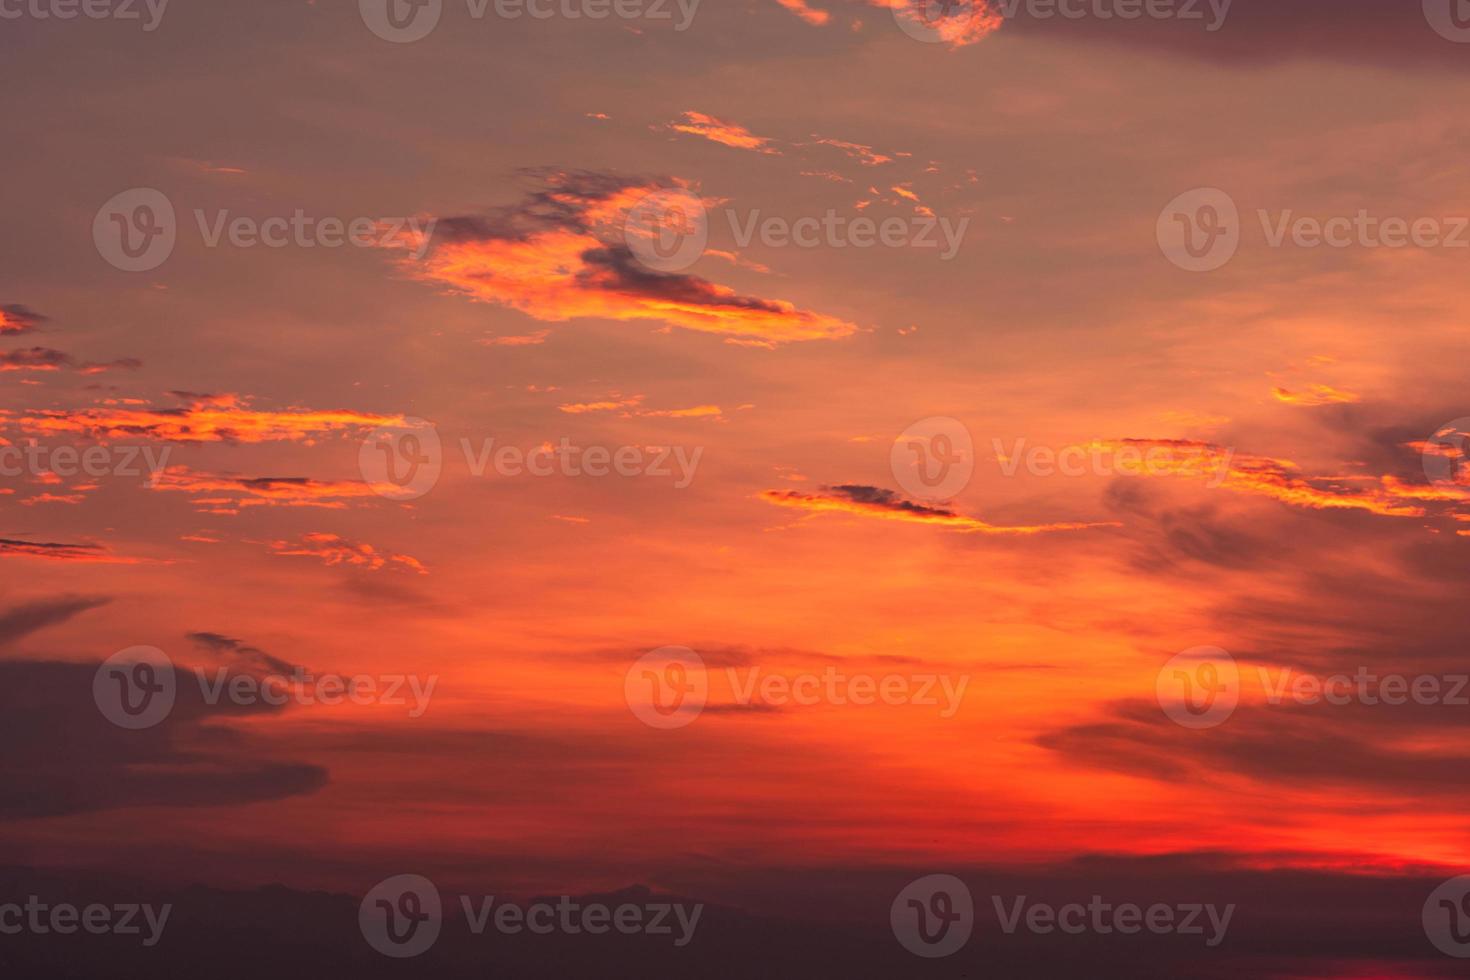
left=393, top=170, right=856, bottom=345
left=267, top=533, right=427, bottom=574
left=761, top=484, right=1118, bottom=534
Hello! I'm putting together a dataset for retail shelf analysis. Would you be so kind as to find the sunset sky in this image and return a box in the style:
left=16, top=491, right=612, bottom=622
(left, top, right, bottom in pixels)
left=5, top=1, right=1470, bottom=976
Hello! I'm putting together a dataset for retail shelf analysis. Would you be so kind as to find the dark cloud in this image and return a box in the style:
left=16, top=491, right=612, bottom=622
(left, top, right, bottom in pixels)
left=0, top=595, right=110, bottom=647
left=0, top=346, right=141, bottom=373
left=1003, top=0, right=1470, bottom=72
left=0, top=660, right=326, bottom=820
left=0, top=303, right=47, bottom=335
left=186, top=631, right=298, bottom=676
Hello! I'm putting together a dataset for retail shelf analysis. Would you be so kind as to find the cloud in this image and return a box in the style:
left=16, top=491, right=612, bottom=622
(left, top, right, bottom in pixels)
left=1272, top=385, right=1360, bottom=407
left=772, top=0, right=829, bottom=25
left=760, top=484, right=1119, bottom=534
left=869, top=0, right=1005, bottom=47
left=0, top=346, right=141, bottom=374
left=0, top=595, right=110, bottom=647
left=148, top=467, right=383, bottom=513
left=669, top=111, right=780, bottom=153
left=186, top=631, right=298, bottom=676
left=0, top=304, right=47, bottom=336
left=0, top=660, right=326, bottom=819
left=557, top=395, right=722, bottom=419
left=0, top=537, right=155, bottom=564
left=481, top=329, right=552, bottom=346
left=11, top=392, right=401, bottom=444
left=809, top=135, right=893, bottom=167
left=392, top=169, right=856, bottom=345
left=1097, top=437, right=1468, bottom=521
left=267, top=533, right=428, bottom=574
left=998, top=0, right=1468, bottom=71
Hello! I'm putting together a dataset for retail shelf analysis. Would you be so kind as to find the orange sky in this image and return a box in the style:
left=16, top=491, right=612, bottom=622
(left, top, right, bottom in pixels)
left=4, top=3, right=1470, bottom=974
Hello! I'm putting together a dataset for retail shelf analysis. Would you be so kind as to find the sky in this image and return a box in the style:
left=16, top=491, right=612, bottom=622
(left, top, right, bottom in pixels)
left=4, top=0, right=1470, bottom=976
